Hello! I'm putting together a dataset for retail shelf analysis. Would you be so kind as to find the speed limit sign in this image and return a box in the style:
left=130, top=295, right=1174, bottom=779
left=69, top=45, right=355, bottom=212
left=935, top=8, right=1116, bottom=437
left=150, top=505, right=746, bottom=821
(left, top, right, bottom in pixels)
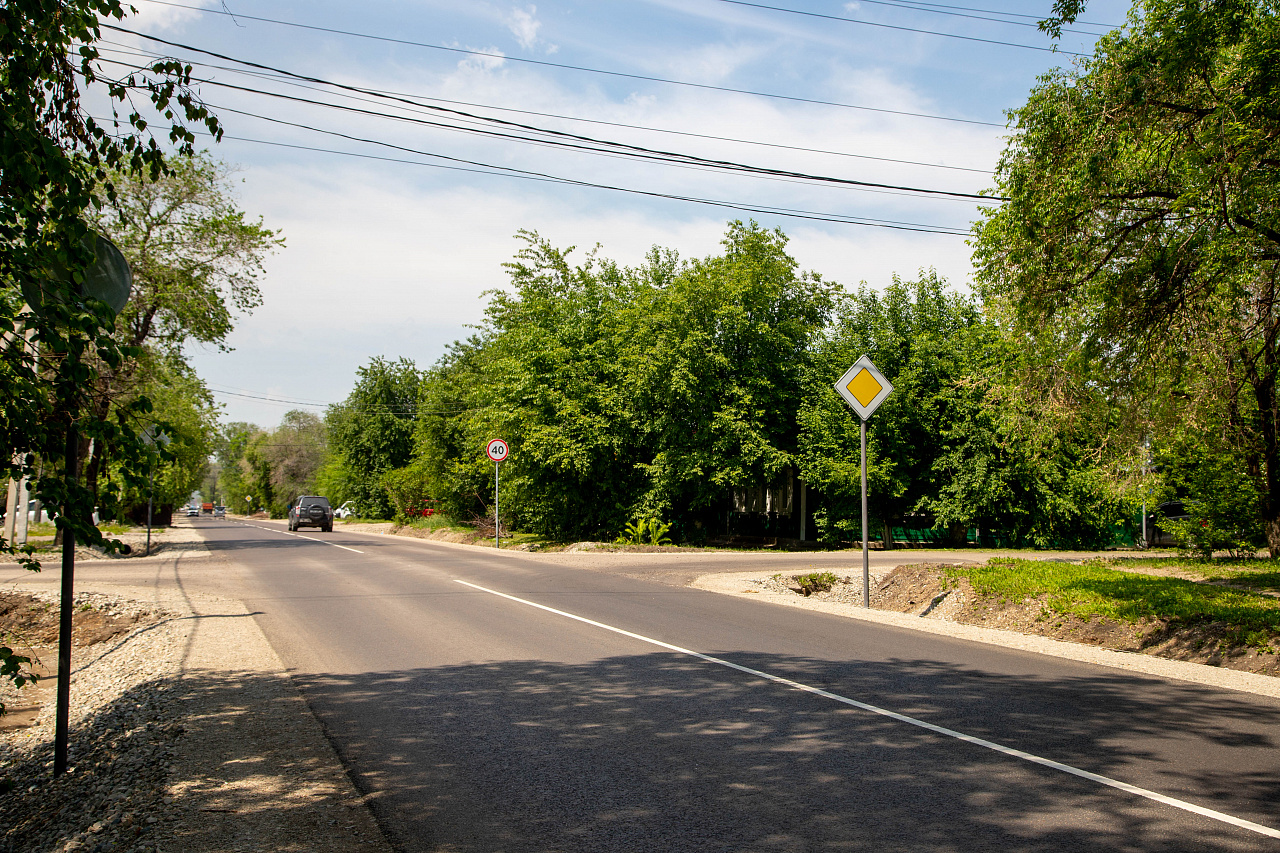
left=486, top=438, right=509, bottom=462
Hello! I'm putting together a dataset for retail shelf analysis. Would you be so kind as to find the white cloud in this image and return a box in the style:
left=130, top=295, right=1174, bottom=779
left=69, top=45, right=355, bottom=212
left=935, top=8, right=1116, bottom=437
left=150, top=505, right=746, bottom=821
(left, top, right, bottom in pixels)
left=507, top=5, right=542, bottom=51
left=129, top=0, right=220, bottom=31
left=454, top=46, right=507, bottom=73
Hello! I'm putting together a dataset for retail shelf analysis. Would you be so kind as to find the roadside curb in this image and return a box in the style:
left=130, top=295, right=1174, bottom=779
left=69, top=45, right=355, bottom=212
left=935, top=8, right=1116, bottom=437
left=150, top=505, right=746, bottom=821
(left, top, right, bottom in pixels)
left=692, top=571, right=1280, bottom=701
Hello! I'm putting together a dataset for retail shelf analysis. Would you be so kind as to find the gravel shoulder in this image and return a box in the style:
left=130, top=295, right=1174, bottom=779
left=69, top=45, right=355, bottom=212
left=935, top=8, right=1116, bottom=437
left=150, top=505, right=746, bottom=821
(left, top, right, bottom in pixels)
left=0, top=525, right=390, bottom=853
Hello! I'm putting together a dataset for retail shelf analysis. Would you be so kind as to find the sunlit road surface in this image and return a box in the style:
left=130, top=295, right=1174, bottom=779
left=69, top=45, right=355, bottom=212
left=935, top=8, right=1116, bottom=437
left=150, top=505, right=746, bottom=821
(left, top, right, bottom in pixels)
left=22, top=518, right=1280, bottom=852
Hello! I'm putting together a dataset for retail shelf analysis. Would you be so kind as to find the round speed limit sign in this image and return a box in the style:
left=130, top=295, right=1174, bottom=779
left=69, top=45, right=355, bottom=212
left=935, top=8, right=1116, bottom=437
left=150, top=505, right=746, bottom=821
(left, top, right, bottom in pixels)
left=486, top=438, right=509, bottom=462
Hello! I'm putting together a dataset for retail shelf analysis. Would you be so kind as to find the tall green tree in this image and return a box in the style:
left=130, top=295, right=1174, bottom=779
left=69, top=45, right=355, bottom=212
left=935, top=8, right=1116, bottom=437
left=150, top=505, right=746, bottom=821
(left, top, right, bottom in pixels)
left=973, top=0, right=1280, bottom=552
left=623, top=222, right=835, bottom=531
left=2, top=0, right=221, bottom=562
left=412, top=222, right=835, bottom=541
left=326, top=358, right=423, bottom=518
left=75, top=152, right=279, bottom=509
left=799, top=273, right=986, bottom=544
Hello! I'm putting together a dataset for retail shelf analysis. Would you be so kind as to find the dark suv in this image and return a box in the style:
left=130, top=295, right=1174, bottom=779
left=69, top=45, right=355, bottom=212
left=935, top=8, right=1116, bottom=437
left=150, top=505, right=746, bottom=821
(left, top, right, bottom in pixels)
left=289, top=495, right=334, bottom=532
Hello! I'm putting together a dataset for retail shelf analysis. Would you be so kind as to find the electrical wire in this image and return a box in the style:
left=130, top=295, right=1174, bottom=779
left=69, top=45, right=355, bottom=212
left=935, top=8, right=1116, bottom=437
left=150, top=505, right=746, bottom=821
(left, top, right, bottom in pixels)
left=91, top=106, right=977, bottom=234
left=94, top=40, right=994, bottom=175
left=858, top=0, right=1121, bottom=30
left=209, top=387, right=477, bottom=418
left=191, top=108, right=977, bottom=234
left=88, top=41, right=997, bottom=202
left=158, top=72, right=994, bottom=201
left=107, top=16, right=1005, bottom=127
left=712, top=0, right=1089, bottom=54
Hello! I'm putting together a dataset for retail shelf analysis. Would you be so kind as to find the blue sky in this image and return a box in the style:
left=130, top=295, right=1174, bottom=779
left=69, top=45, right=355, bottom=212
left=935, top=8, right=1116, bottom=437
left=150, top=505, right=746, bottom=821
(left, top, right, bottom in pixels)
left=100, top=0, right=1133, bottom=425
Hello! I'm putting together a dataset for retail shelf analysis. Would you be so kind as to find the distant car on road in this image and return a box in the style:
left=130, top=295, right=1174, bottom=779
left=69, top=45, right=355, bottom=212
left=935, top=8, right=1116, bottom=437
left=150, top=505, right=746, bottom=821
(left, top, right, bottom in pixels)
left=289, top=496, right=334, bottom=532
left=333, top=500, right=355, bottom=519
left=213, top=506, right=226, bottom=517
left=185, top=506, right=199, bottom=517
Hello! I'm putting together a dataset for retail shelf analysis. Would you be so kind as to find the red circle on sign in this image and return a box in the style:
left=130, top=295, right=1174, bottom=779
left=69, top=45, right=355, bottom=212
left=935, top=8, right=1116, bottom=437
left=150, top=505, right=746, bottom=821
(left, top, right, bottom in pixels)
left=486, top=438, right=509, bottom=462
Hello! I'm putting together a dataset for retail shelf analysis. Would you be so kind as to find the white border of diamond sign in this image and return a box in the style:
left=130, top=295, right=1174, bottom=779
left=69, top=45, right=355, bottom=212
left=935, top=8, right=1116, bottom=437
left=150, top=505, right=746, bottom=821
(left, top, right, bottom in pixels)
left=834, top=355, right=893, bottom=420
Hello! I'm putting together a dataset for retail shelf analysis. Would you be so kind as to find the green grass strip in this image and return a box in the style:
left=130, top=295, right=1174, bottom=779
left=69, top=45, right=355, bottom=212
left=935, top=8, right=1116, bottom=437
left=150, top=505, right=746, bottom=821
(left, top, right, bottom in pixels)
left=945, top=559, right=1280, bottom=650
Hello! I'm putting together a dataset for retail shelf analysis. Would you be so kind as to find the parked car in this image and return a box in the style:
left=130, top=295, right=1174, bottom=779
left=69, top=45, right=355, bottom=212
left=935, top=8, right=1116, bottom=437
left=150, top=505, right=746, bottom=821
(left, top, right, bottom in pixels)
left=333, top=501, right=356, bottom=519
left=185, top=506, right=199, bottom=517
left=289, top=495, right=334, bottom=532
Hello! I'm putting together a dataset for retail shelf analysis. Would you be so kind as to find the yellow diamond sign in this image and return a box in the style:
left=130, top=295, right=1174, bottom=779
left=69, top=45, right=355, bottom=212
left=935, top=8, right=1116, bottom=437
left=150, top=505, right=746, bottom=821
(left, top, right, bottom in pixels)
left=834, top=355, right=892, bottom=419
left=845, top=368, right=883, bottom=408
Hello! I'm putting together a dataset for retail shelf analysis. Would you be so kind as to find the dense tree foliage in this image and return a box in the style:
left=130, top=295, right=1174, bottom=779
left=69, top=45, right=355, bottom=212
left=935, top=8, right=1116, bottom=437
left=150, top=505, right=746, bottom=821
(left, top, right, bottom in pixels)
left=2, top=0, right=221, bottom=562
left=325, top=358, right=424, bottom=519
left=215, top=412, right=326, bottom=517
left=408, top=223, right=836, bottom=541
left=71, top=153, right=279, bottom=513
left=974, top=0, right=1280, bottom=552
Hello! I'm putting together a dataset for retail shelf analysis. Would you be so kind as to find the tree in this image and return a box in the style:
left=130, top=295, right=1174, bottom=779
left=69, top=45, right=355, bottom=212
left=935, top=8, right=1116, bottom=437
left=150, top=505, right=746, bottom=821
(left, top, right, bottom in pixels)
left=326, top=358, right=423, bottom=518
left=215, top=421, right=262, bottom=514
left=411, top=222, right=835, bottom=541
left=972, top=0, right=1280, bottom=552
left=622, top=222, right=835, bottom=533
left=2, top=0, right=222, bottom=563
left=259, top=410, right=326, bottom=506
left=73, top=153, right=279, bottom=511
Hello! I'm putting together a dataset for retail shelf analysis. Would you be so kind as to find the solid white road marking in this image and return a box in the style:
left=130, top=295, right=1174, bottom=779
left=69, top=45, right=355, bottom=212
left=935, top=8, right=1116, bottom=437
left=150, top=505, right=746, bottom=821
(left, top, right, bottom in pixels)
left=454, top=579, right=1280, bottom=840
left=232, top=521, right=364, bottom=553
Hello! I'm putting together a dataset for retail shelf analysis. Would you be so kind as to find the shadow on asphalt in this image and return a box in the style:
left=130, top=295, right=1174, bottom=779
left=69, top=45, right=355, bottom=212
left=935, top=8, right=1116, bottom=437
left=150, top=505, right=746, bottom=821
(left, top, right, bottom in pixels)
left=293, top=652, right=1280, bottom=853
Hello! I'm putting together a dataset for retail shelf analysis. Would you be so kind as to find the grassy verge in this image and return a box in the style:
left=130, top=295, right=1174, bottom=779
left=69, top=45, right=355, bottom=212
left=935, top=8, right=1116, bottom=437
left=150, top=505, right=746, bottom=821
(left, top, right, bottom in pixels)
left=946, top=558, right=1280, bottom=651
left=1097, top=556, right=1280, bottom=594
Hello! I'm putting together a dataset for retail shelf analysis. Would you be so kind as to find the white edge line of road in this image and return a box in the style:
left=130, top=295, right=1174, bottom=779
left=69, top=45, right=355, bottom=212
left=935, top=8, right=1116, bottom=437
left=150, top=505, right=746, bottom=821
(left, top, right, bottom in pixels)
left=233, top=521, right=365, bottom=554
left=454, top=578, right=1280, bottom=841
left=691, top=572, right=1280, bottom=701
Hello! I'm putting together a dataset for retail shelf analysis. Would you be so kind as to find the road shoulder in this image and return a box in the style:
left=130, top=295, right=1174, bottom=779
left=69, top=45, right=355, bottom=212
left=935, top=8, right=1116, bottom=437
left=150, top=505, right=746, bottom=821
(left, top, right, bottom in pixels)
left=0, top=540, right=391, bottom=853
left=692, top=570, right=1280, bottom=700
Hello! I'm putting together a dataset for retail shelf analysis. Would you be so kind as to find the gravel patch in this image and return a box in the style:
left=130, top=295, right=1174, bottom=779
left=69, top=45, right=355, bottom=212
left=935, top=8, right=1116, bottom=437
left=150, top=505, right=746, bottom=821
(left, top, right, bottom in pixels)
left=0, top=568, right=390, bottom=853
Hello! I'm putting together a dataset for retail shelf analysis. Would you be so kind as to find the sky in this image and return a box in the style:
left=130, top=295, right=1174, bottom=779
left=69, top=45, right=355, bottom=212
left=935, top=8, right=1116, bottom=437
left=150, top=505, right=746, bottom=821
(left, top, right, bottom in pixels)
left=95, top=0, right=1135, bottom=426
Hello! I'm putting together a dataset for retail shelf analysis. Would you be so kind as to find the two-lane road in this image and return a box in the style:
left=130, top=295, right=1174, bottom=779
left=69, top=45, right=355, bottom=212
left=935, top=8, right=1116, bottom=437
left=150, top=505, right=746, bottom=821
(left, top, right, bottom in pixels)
left=73, top=519, right=1280, bottom=850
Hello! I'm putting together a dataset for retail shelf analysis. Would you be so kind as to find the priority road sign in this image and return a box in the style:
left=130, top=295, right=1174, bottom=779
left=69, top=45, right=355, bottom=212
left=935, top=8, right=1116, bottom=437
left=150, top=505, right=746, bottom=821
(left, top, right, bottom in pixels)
left=834, top=355, right=893, bottom=420
left=832, top=354, right=893, bottom=610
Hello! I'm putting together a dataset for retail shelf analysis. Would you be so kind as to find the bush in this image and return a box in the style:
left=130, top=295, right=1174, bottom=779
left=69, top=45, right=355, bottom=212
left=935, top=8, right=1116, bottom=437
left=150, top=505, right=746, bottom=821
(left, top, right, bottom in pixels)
left=382, top=464, right=436, bottom=524
left=616, top=517, right=673, bottom=546
left=1162, top=509, right=1259, bottom=561
left=794, top=571, right=839, bottom=596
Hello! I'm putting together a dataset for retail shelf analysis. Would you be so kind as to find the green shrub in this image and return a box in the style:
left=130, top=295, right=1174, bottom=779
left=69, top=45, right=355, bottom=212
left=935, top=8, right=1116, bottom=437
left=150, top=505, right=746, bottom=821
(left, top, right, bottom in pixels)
left=794, top=571, right=839, bottom=596
left=616, top=516, right=673, bottom=546
left=1162, top=508, right=1259, bottom=561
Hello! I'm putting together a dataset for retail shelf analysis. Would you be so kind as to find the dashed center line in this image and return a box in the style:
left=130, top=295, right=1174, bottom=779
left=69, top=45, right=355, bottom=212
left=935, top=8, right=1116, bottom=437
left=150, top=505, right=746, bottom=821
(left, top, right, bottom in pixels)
left=231, top=520, right=364, bottom=553
left=454, top=578, right=1280, bottom=840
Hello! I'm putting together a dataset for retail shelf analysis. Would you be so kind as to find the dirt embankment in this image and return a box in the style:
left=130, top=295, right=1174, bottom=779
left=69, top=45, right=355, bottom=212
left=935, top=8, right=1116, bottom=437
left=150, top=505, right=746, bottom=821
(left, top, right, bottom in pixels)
left=756, top=564, right=1280, bottom=679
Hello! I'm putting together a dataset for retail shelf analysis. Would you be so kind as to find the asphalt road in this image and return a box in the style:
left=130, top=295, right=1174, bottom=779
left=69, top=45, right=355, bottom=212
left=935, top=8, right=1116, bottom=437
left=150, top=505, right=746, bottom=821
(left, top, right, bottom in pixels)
left=39, top=519, right=1280, bottom=850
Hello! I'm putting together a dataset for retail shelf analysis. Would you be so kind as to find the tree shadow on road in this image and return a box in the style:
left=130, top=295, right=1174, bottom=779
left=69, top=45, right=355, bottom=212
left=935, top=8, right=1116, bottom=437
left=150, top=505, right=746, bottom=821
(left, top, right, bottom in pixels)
left=294, top=651, right=1280, bottom=853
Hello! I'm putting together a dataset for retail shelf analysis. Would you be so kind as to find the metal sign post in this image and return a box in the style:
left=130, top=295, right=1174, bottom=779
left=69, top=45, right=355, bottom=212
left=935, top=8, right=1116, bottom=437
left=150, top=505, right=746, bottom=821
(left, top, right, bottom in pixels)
left=833, top=355, right=893, bottom=608
left=486, top=439, right=509, bottom=548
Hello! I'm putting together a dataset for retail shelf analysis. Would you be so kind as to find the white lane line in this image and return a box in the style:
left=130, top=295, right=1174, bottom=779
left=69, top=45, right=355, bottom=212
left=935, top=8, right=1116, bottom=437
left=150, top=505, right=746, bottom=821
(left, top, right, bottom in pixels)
left=454, top=578, right=1280, bottom=840
left=233, top=521, right=364, bottom=553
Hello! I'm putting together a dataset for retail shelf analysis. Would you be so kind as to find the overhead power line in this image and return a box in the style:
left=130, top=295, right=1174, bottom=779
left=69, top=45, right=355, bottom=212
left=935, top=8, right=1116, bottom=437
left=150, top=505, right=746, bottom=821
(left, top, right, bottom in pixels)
left=89, top=42, right=995, bottom=201
left=713, top=0, right=1089, bottom=55
left=111, top=10, right=1004, bottom=127
left=856, top=0, right=1121, bottom=30
left=96, top=40, right=993, bottom=175
left=199, top=114, right=976, bottom=234
left=152, top=71, right=994, bottom=201
left=93, top=106, right=976, bottom=233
